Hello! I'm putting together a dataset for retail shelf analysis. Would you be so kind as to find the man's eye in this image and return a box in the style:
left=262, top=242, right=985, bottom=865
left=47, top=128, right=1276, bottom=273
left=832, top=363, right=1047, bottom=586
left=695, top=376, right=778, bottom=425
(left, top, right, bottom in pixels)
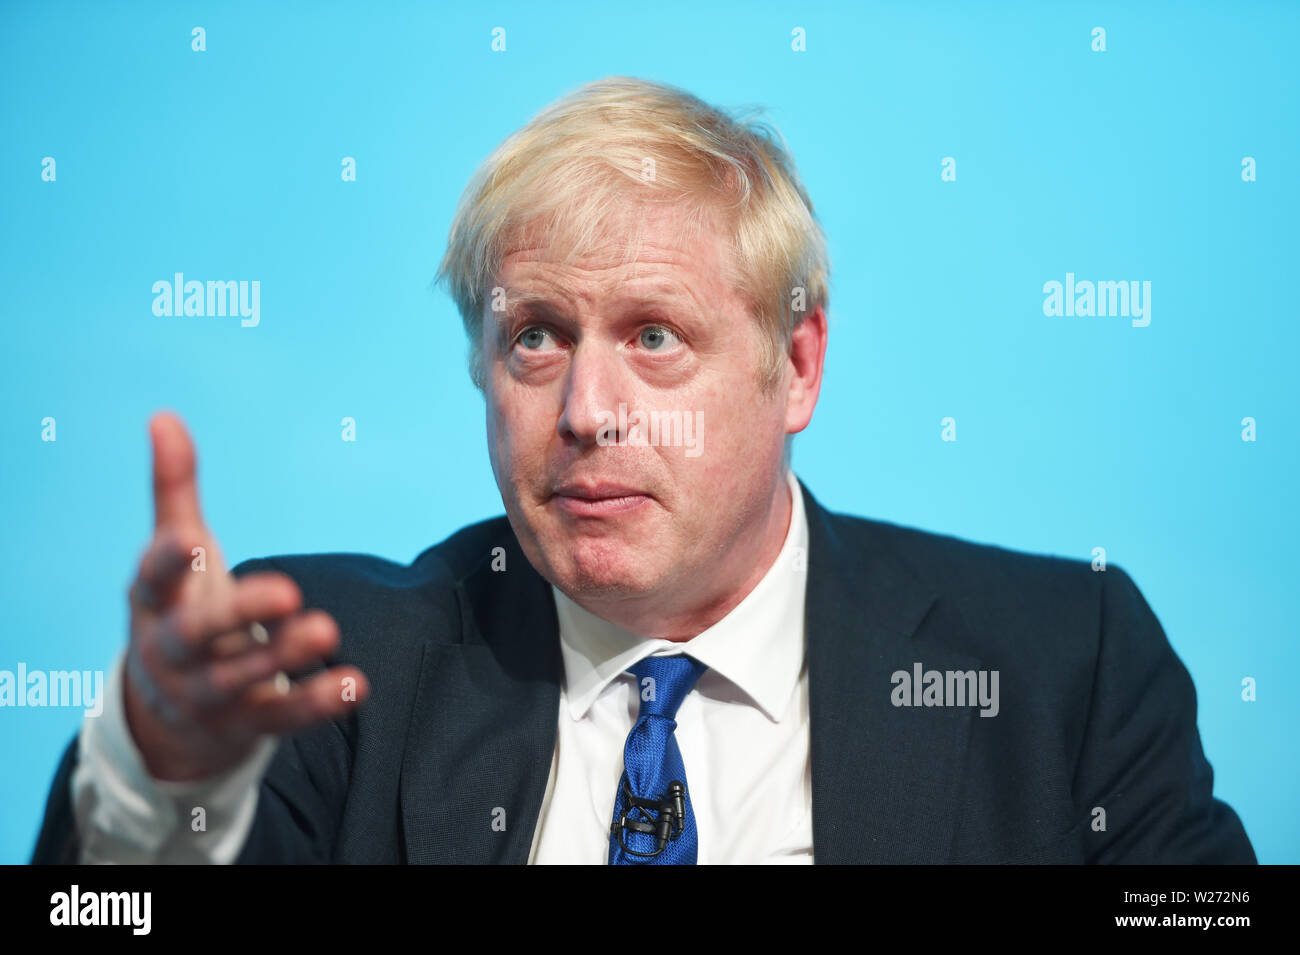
left=517, top=327, right=557, bottom=351
left=638, top=326, right=681, bottom=351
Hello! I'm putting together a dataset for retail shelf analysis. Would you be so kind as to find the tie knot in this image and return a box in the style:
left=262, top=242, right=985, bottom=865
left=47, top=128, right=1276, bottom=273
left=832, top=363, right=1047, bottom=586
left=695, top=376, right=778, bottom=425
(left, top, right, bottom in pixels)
left=628, top=654, right=707, bottom=719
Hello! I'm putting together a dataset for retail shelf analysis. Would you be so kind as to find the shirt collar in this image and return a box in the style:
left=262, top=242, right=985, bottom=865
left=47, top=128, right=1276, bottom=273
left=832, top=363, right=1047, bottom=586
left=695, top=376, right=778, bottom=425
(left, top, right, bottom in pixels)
left=552, top=469, right=808, bottom=723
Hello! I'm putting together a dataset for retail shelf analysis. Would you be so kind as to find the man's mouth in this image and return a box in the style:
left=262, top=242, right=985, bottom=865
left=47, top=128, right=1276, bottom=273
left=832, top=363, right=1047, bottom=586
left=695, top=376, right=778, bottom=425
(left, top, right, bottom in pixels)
left=551, top=482, right=653, bottom=517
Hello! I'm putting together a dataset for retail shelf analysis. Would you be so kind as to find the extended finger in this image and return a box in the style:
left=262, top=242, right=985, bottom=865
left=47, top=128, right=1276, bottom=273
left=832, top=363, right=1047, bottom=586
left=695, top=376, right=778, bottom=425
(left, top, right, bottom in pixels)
left=184, top=611, right=341, bottom=707
left=151, top=412, right=205, bottom=532
left=244, top=665, right=370, bottom=736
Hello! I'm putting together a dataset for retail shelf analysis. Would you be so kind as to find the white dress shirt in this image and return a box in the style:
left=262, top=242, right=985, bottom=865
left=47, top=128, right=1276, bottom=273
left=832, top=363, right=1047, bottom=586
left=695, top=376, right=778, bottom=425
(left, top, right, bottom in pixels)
left=72, top=469, right=813, bottom=864
left=532, top=468, right=812, bottom=863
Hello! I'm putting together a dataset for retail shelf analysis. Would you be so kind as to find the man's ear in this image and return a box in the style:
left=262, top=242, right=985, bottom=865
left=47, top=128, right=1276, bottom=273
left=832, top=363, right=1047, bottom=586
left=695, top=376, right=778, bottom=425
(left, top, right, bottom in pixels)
left=785, top=304, right=828, bottom=436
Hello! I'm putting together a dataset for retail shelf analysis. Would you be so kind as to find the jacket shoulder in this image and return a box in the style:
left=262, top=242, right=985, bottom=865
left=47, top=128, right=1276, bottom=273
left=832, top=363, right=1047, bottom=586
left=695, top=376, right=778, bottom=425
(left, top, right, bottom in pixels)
left=813, top=503, right=1127, bottom=672
left=229, top=514, right=520, bottom=650
left=824, top=506, right=1108, bottom=601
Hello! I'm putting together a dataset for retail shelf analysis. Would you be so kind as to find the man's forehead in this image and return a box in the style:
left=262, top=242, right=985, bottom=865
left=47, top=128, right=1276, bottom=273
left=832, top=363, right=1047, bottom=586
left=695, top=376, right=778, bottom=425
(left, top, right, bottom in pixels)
left=496, top=238, right=729, bottom=310
left=499, top=227, right=716, bottom=273
left=497, top=200, right=730, bottom=284
left=496, top=276, right=706, bottom=316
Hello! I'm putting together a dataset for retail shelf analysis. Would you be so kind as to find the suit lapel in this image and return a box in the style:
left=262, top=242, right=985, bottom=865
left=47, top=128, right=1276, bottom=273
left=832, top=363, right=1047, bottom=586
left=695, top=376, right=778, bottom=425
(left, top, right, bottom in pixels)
left=399, top=534, right=561, bottom=864
left=802, top=481, right=979, bottom=863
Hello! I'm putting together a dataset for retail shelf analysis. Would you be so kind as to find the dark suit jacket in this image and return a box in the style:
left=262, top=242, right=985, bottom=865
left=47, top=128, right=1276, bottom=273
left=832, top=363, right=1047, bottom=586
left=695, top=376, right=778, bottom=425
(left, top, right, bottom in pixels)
left=31, top=481, right=1255, bottom=864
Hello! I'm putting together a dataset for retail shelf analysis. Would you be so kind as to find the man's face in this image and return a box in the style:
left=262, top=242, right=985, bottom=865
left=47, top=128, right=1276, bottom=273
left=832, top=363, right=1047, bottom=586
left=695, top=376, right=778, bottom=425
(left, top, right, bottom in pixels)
left=483, top=200, right=793, bottom=631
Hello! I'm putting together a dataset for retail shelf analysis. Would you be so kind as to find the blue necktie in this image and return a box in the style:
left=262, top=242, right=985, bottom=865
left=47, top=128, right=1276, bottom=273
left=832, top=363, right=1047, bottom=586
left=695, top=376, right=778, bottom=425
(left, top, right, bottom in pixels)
left=609, top=654, right=708, bottom=865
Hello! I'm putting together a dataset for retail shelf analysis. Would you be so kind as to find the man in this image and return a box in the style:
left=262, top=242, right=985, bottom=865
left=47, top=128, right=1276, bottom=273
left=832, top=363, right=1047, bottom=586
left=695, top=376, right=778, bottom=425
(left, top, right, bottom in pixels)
left=32, top=76, right=1254, bottom=865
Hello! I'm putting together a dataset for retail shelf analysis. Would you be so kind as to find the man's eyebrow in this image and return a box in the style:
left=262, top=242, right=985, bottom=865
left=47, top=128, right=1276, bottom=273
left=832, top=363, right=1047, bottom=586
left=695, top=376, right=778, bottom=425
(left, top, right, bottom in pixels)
left=501, top=288, right=558, bottom=308
left=497, top=289, right=566, bottom=321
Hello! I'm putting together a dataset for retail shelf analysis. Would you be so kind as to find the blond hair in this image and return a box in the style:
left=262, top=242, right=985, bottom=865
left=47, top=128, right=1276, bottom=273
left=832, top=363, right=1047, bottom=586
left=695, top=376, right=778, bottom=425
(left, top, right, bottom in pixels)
left=433, top=76, right=830, bottom=392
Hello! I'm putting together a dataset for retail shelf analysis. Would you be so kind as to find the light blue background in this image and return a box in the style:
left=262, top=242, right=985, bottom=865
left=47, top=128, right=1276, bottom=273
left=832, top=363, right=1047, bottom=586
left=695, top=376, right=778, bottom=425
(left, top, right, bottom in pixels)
left=2, top=0, right=1295, bottom=863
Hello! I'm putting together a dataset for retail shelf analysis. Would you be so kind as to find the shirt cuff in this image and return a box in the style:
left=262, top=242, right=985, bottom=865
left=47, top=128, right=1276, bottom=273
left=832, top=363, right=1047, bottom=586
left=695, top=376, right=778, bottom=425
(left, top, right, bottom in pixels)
left=72, top=652, right=278, bottom=864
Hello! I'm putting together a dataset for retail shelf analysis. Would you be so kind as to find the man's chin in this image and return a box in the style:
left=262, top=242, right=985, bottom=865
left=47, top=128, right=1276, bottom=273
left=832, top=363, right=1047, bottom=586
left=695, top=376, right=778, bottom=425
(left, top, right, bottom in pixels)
left=548, top=537, right=664, bottom=600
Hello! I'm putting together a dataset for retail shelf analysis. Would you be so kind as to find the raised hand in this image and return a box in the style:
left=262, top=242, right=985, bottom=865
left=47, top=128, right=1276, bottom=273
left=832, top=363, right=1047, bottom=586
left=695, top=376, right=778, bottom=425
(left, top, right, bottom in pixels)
left=121, top=412, right=369, bottom=781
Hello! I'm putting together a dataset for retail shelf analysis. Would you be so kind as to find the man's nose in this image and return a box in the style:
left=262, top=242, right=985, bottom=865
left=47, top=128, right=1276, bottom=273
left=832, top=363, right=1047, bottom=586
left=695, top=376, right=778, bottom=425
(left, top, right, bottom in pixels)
left=556, top=343, right=627, bottom=447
